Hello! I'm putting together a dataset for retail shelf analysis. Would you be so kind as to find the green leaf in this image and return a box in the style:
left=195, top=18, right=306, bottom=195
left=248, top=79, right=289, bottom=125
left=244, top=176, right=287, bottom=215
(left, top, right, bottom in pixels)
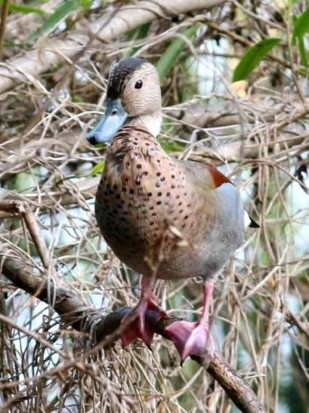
left=28, top=0, right=80, bottom=41
left=41, top=0, right=78, bottom=32
left=80, top=0, right=92, bottom=9
left=160, top=139, right=184, bottom=153
left=127, top=23, right=150, bottom=41
left=293, top=8, right=309, bottom=39
left=297, top=36, right=308, bottom=68
left=156, top=25, right=198, bottom=81
left=232, top=38, right=281, bottom=82
left=126, top=23, right=151, bottom=57
left=72, top=95, right=83, bottom=103
left=14, top=172, right=37, bottom=193
left=8, top=4, right=46, bottom=15
left=292, top=10, right=309, bottom=68
left=91, top=161, right=105, bottom=176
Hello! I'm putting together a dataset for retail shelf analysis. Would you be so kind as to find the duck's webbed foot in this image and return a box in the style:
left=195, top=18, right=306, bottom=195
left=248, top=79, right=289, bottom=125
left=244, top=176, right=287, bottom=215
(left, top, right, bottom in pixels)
left=165, top=280, right=215, bottom=363
left=121, top=276, right=166, bottom=347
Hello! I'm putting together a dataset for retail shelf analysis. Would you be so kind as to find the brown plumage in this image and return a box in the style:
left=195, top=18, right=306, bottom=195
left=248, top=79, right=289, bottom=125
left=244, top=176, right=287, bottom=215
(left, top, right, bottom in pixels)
left=87, top=57, right=248, bottom=362
left=96, top=126, right=242, bottom=281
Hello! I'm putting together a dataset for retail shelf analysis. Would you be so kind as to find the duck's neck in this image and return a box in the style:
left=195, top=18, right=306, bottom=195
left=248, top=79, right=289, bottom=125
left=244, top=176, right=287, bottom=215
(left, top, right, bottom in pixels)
left=126, top=110, right=162, bottom=138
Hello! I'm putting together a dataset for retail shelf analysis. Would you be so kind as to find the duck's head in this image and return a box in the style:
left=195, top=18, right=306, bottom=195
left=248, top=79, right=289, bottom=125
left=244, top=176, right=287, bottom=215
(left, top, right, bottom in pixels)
left=87, top=57, right=162, bottom=145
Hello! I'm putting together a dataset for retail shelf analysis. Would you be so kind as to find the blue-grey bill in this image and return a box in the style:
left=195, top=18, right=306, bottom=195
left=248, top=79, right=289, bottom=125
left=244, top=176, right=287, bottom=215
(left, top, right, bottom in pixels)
left=87, top=98, right=128, bottom=144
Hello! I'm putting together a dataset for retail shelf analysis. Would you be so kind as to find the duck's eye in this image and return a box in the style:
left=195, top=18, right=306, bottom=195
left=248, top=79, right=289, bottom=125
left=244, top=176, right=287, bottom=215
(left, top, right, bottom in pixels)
left=134, top=80, right=143, bottom=89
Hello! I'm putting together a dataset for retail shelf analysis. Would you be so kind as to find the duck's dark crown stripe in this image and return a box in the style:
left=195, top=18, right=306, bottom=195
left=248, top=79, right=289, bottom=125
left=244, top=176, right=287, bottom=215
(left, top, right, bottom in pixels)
left=107, top=57, right=146, bottom=99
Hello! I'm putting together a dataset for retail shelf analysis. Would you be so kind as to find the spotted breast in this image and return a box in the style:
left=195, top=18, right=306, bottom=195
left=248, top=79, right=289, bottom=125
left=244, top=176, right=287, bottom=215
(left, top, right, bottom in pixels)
left=95, top=125, right=243, bottom=280
left=87, top=57, right=250, bottom=361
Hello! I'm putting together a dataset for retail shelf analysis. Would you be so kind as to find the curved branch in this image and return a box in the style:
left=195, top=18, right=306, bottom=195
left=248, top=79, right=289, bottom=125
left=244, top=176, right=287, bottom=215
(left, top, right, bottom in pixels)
left=0, top=250, right=265, bottom=413
left=0, top=0, right=224, bottom=95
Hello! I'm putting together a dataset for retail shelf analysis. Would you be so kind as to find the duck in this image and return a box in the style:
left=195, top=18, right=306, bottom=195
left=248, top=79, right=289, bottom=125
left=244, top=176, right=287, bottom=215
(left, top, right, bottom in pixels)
left=87, top=57, right=256, bottom=362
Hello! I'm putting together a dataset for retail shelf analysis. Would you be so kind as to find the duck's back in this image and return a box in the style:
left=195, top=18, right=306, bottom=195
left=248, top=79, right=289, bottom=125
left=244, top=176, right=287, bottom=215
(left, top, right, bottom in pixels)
left=95, top=126, right=244, bottom=279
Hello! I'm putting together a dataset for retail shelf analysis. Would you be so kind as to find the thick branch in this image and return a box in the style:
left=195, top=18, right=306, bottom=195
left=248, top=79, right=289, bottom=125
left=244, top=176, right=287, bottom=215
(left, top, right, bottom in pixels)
left=0, top=0, right=224, bottom=95
left=0, top=250, right=265, bottom=413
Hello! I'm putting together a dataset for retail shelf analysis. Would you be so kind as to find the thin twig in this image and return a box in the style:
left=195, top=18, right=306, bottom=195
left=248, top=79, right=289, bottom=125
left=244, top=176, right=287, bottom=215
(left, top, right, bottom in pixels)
left=0, top=0, right=10, bottom=60
left=0, top=251, right=266, bottom=413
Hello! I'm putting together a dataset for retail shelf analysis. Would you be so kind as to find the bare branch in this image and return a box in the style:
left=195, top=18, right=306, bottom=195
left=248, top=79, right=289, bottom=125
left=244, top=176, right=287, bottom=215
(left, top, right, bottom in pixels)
left=0, top=0, right=224, bottom=94
left=0, top=250, right=265, bottom=413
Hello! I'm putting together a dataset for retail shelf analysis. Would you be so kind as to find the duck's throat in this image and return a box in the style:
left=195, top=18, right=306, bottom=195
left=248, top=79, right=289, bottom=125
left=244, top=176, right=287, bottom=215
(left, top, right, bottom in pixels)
left=126, top=110, right=162, bottom=138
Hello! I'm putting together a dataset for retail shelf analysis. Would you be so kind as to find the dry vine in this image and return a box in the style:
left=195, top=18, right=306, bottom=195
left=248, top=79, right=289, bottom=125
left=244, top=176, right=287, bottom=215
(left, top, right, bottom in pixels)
left=0, top=0, right=308, bottom=412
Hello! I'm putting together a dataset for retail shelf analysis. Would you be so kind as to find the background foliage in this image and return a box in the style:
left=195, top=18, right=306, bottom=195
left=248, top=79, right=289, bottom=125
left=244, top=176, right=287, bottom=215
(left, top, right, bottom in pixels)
left=0, top=0, right=308, bottom=412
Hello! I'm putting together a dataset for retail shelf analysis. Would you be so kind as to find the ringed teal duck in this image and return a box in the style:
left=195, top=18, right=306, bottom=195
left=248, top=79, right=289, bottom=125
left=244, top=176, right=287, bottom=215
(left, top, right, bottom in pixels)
left=87, top=57, right=251, bottom=362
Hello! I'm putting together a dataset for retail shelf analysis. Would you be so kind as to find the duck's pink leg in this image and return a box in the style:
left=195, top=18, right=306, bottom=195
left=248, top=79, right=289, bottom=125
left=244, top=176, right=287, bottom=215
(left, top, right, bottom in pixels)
left=121, top=276, right=166, bottom=347
left=165, top=279, right=215, bottom=363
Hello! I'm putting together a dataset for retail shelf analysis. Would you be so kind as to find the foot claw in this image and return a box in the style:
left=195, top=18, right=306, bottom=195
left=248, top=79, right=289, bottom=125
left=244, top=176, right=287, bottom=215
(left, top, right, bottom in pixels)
left=165, top=320, right=214, bottom=363
left=120, top=297, right=166, bottom=347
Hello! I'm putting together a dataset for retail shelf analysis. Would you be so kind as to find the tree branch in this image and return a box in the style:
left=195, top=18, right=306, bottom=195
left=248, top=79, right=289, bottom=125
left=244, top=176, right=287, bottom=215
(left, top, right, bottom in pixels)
left=0, top=250, right=265, bottom=413
left=0, top=0, right=224, bottom=95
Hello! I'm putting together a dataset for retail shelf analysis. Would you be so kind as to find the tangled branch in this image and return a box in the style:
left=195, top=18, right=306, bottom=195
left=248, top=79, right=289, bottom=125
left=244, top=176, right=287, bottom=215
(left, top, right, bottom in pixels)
left=0, top=250, right=265, bottom=413
left=0, top=0, right=223, bottom=94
